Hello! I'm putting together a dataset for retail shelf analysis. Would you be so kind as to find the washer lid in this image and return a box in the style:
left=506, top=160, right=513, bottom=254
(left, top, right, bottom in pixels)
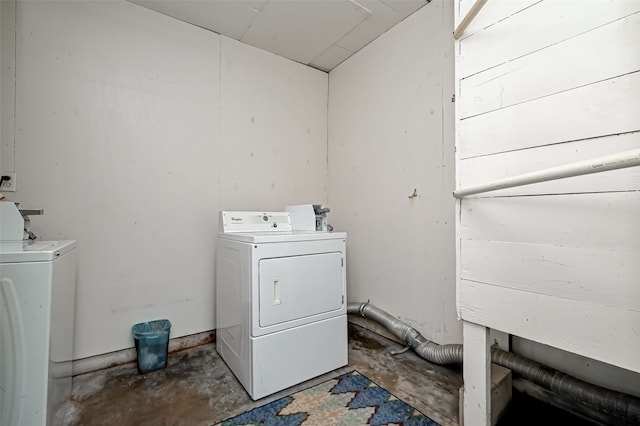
left=0, top=240, right=77, bottom=263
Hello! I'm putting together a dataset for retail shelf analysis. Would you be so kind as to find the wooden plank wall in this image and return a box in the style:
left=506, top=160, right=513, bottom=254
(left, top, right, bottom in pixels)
left=455, top=0, right=640, bottom=374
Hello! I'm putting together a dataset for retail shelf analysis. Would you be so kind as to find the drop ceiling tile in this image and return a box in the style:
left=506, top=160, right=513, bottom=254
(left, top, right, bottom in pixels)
left=309, top=44, right=353, bottom=71
left=129, top=0, right=430, bottom=71
left=241, top=0, right=371, bottom=65
left=380, top=0, right=428, bottom=16
left=130, top=0, right=266, bottom=40
left=335, top=0, right=404, bottom=52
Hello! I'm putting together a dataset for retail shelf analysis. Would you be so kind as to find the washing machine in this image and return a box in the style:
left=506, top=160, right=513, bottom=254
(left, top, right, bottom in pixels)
left=0, top=201, right=77, bottom=426
left=216, top=211, right=347, bottom=400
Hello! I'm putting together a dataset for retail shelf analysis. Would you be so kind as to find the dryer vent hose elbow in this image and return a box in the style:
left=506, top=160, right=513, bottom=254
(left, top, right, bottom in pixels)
left=347, top=301, right=640, bottom=423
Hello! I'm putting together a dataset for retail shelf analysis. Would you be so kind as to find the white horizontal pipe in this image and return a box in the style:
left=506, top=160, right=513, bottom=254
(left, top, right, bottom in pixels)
left=454, top=148, right=640, bottom=198
left=453, top=0, right=488, bottom=40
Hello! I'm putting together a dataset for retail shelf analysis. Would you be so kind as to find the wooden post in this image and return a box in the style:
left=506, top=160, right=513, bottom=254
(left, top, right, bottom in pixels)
left=463, top=321, right=491, bottom=426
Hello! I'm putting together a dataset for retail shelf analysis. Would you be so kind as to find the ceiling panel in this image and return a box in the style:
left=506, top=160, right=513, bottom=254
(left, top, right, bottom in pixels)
left=130, top=0, right=266, bottom=40
left=240, top=0, right=371, bottom=64
left=380, top=0, right=428, bottom=16
left=335, top=0, right=404, bottom=52
left=129, top=0, right=430, bottom=71
left=309, top=44, right=353, bottom=71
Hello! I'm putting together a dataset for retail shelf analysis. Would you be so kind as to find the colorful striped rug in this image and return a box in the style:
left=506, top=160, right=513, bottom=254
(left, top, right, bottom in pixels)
left=215, top=370, right=439, bottom=425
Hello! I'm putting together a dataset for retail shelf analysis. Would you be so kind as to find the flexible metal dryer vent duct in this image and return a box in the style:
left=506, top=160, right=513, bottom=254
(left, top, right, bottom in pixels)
left=348, top=301, right=640, bottom=423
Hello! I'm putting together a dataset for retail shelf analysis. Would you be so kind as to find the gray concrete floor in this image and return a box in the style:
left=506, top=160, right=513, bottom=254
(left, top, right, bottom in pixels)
left=62, top=323, right=463, bottom=426
left=61, top=323, right=599, bottom=426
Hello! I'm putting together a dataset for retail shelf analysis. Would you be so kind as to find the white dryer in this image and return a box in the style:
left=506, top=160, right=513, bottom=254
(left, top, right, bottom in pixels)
left=216, top=211, right=347, bottom=400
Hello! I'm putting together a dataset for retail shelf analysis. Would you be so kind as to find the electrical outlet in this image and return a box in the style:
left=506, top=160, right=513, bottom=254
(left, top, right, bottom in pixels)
left=0, top=172, right=16, bottom=192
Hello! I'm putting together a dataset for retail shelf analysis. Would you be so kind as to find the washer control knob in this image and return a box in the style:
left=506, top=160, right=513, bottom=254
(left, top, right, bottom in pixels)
left=262, top=215, right=269, bottom=222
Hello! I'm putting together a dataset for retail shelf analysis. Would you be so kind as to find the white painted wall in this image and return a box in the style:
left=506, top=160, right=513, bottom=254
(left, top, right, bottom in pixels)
left=6, top=0, right=328, bottom=359
left=455, top=0, right=640, bottom=397
left=219, top=37, right=328, bottom=211
left=328, top=0, right=460, bottom=344
left=0, top=0, right=16, bottom=172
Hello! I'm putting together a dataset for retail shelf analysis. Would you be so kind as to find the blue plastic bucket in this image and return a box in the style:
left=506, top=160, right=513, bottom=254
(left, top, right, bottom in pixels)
left=131, top=319, right=171, bottom=374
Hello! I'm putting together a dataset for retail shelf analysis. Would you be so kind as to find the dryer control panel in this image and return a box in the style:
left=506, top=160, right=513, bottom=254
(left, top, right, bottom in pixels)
left=220, top=211, right=292, bottom=233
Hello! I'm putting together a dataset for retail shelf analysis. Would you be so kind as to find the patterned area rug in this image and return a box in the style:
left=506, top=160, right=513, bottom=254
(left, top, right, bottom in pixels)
left=215, top=370, right=439, bottom=425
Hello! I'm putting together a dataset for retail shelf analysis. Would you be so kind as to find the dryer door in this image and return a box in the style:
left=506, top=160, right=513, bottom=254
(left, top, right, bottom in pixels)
left=258, top=252, right=343, bottom=329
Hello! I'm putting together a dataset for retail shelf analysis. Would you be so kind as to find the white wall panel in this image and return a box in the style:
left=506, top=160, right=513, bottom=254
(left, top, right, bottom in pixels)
left=459, top=280, right=640, bottom=373
left=0, top=0, right=15, bottom=172
left=329, top=0, right=460, bottom=344
left=462, top=240, right=640, bottom=311
left=459, top=1, right=640, bottom=78
left=219, top=37, right=328, bottom=211
left=460, top=12, right=640, bottom=118
left=12, top=1, right=330, bottom=359
left=14, top=1, right=220, bottom=359
left=461, top=192, right=640, bottom=250
left=459, top=72, right=640, bottom=159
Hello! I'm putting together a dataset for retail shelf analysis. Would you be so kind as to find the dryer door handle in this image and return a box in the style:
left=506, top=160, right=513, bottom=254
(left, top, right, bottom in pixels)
left=272, top=278, right=281, bottom=305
